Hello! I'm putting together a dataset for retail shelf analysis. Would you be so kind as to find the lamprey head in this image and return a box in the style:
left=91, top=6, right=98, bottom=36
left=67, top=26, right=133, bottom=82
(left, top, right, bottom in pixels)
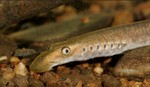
left=30, top=41, right=82, bottom=73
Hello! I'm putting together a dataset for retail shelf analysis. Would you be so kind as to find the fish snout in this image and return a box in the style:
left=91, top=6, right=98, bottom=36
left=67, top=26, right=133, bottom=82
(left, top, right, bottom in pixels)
left=30, top=61, right=52, bottom=73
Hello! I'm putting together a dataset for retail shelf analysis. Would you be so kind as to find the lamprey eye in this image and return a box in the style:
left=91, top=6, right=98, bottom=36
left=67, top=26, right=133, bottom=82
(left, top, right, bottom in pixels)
left=61, top=47, right=71, bottom=55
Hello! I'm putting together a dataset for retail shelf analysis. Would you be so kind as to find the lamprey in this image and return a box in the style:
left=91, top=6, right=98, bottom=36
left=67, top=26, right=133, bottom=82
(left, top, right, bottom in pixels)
left=30, top=20, right=150, bottom=73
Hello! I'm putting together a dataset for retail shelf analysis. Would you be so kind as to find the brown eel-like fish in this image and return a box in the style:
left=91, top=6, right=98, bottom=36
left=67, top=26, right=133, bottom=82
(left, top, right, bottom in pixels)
left=30, top=20, right=150, bottom=73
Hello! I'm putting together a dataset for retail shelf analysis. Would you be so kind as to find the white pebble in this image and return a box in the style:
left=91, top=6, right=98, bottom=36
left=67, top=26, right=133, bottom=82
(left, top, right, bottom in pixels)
left=93, top=66, right=103, bottom=74
left=0, top=56, right=7, bottom=61
left=14, top=62, right=28, bottom=76
left=10, top=57, right=20, bottom=63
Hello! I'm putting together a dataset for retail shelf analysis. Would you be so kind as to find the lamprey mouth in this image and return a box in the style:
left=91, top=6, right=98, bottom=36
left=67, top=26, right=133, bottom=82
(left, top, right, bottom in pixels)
left=29, top=50, right=60, bottom=73
left=30, top=62, right=52, bottom=73
left=30, top=60, right=60, bottom=73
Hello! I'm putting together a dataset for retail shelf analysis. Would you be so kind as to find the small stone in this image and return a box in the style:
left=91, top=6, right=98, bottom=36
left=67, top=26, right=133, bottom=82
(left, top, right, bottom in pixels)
left=0, top=35, right=17, bottom=58
left=103, top=58, right=112, bottom=65
left=2, top=68, right=15, bottom=81
left=129, top=81, right=142, bottom=87
left=142, top=79, right=150, bottom=87
left=64, top=78, right=72, bottom=86
left=94, top=63, right=101, bottom=67
left=113, top=46, right=150, bottom=78
left=21, top=58, right=28, bottom=65
left=89, top=4, right=101, bottom=14
left=82, top=63, right=89, bottom=68
left=0, top=63, right=7, bottom=68
left=0, top=77, right=9, bottom=86
left=120, top=78, right=129, bottom=87
left=31, top=72, right=40, bottom=80
left=14, top=48, right=36, bottom=57
left=87, top=83, right=98, bottom=87
left=52, top=5, right=65, bottom=13
left=112, top=10, right=134, bottom=26
left=13, top=74, right=28, bottom=87
left=64, top=6, right=77, bottom=15
left=135, top=1, right=150, bottom=18
left=65, top=78, right=71, bottom=83
left=14, top=62, right=28, bottom=76
left=93, top=66, right=103, bottom=74
left=28, top=77, right=44, bottom=87
left=81, top=16, right=90, bottom=24
left=76, top=80, right=83, bottom=87
left=57, top=65, right=70, bottom=74
left=30, top=70, right=34, bottom=75
left=56, top=6, right=77, bottom=22
left=7, top=81, right=15, bottom=87
left=102, top=74, right=121, bottom=87
left=46, top=81, right=67, bottom=87
left=10, top=57, right=20, bottom=65
left=0, top=56, right=7, bottom=61
left=40, top=72, right=59, bottom=84
left=57, top=66, right=66, bottom=71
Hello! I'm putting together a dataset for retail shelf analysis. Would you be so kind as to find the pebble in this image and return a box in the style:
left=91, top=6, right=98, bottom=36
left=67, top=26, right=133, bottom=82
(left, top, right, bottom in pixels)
left=0, top=64, right=7, bottom=69
left=10, top=57, right=20, bottom=65
left=112, top=10, right=134, bottom=26
left=31, top=72, right=40, bottom=80
left=56, top=6, right=77, bottom=22
left=93, top=66, right=103, bottom=74
left=21, top=58, right=28, bottom=65
left=0, top=77, right=9, bottom=86
left=85, top=1, right=132, bottom=11
left=13, top=74, right=28, bottom=87
left=103, top=58, right=112, bottom=65
left=120, top=78, right=129, bottom=87
left=64, top=78, right=71, bottom=83
left=2, top=68, right=15, bottom=81
left=128, top=81, right=142, bottom=87
left=82, top=63, right=89, bottom=68
left=113, top=46, right=150, bottom=78
left=81, top=16, right=90, bottom=24
left=143, top=79, right=150, bottom=87
left=14, top=62, right=28, bottom=76
left=135, top=1, right=150, bottom=18
left=52, top=5, right=65, bottom=13
left=14, top=48, right=37, bottom=57
left=7, top=81, right=15, bottom=87
left=87, top=83, right=97, bottom=87
left=28, top=77, right=45, bottom=87
left=57, top=66, right=66, bottom=71
left=89, top=4, right=101, bottom=14
left=57, top=65, right=70, bottom=74
left=40, top=72, right=59, bottom=84
left=0, top=56, right=7, bottom=61
left=0, top=35, right=17, bottom=58
left=94, top=63, right=101, bottom=67
left=102, top=74, right=121, bottom=87
left=76, top=80, right=83, bottom=87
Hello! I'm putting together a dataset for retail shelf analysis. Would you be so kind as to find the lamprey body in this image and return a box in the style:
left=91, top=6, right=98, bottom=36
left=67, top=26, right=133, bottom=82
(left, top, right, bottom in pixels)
left=30, top=20, right=150, bottom=73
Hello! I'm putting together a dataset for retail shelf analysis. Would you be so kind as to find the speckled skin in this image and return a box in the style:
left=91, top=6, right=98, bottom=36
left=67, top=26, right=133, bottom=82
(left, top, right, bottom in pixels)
left=30, top=20, right=150, bottom=73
